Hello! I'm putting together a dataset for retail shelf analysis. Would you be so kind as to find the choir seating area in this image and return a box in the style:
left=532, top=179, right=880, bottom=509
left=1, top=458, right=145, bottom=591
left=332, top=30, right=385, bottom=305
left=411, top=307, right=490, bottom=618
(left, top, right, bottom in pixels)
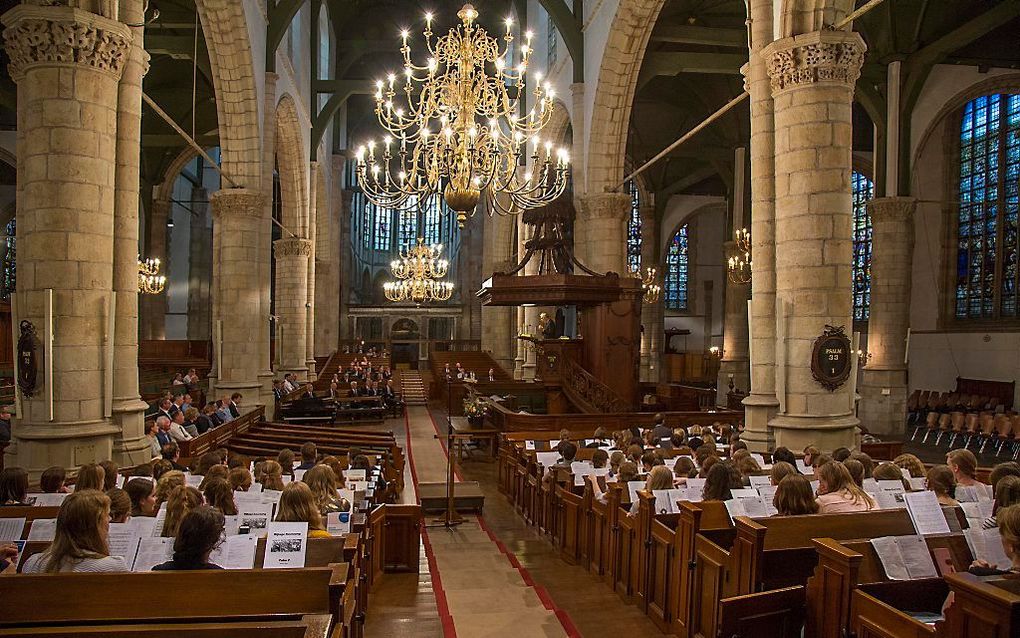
left=908, top=378, right=1020, bottom=460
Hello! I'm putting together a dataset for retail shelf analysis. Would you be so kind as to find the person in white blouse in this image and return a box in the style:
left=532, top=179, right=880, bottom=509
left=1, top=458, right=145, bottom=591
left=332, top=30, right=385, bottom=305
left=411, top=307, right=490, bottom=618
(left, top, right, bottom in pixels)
left=169, top=411, right=193, bottom=441
left=21, top=490, right=130, bottom=573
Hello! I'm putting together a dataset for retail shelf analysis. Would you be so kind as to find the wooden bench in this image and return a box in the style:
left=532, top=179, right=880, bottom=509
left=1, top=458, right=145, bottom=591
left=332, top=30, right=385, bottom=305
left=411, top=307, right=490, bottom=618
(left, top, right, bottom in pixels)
left=0, top=614, right=333, bottom=638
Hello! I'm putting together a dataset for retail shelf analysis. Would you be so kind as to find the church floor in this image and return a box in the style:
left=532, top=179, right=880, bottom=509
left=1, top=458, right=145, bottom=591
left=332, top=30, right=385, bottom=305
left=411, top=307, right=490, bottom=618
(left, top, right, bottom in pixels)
left=364, top=407, right=663, bottom=637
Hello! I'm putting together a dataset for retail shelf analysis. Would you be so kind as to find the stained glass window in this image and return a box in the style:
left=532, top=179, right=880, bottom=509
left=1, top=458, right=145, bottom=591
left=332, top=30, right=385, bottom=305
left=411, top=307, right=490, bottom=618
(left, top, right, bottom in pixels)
left=955, top=93, right=1020, bottom=319
left=372, top=201, right=391, bottom=251
left=851, top=171, right=874, bottom=321
left=626, top=179, right=642, bottom=274
left=547, top=14, right=557, bottom=68
left=423, top=197, right=442, bottom=245
left=664, top=224, right=688, bottom=310
left=398, top=203, right=417, bottom=250
left=1, top=218, right=14, bottom=301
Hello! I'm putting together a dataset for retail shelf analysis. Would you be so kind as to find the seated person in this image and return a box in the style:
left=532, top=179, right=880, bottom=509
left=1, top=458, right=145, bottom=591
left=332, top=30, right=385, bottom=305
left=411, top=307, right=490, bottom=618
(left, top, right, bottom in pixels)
left=773, top=475, right=820, bottom=515
left=769, top=461, right=797, bottom=486
left=703, top=461, right=741, bottom=501
left=168, top=411, right=193, bottom=441
left=161, top=485, right=204, bottom=537
left=303, top=384, right=316, bottom=399
left=214, top=399, right=234, bottom=424
left=304, top=465, right=352, bottom=515
left=228, top=393, right=242, bottom=418
left=21, top=490, right=130, bottom=573
left=192, top=407, right=213, bottom=435
left=969, top=504, right=1020, bottom=575
left=873, top=461, right=912, bottom=492
left=275, top=482, right=332, bottom=538
left=153, top=506, right=225, bottom=570
left=297, top=442, right=318, bottom=471
left=202, top=403, right=223, bottom=428
left=229, top=467, right=254, bottom=492
left=39, top=466, right=69, bottom=494
left=815, top=461, right=875, bottom=513
left=125, top=477, right=157, bottom=517
left=925, top=465, right=959, bottom=506
left=161, top=441, right=189, bottom=472
left=947, top=448, right=993, bottom=500
left=203, top=478, right=238, bottom=516
left=106, top=488, right=131, bottom=523
left=76, top=463, right=106, bottom=492
left=984, top=475, right=1020, bottom=529
left=0, top=467, right=30, bottom=505
left=180, top=408, right=200, bottom=438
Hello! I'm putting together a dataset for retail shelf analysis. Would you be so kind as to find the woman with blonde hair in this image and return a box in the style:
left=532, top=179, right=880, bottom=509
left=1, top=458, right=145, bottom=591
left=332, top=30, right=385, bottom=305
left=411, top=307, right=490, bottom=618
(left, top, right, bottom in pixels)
left=99, top=460, right=120, bottom=491
left=153, top=470, right=186, bottom=510
left=203, top=478, right=238, bottom=516
left=21, top=490, right=129, bottom=573
left=303, top=464, right=351, bottom=515
left=277, top=449, right=296, bottom=479
left=161, top=485, right=203, bottom=537
left=275, top=482, right=332, bottom=538
left=774, top=475, right=820, bottom=516
left=769, top=461, right=797, bottom=486
left=815, top=462, right=875, bottom=513
left=947, top=449, right=992, bottom=500
left=258, top=460, right=286, bottom=491
left=873, top=462, right=912, bottom=492
left=893, top=453, right=926, bottom=479
left=75, top=463, right=106, bottom=492
left=228, top=467, right=254, bottom=492
left=735, top=454, right=762, bottom=480
left=842, top=459, right=865, bottom=488
left=646, top=465, right=675, bottom=491
left=198, top=465, right=229, bottom=491
left=106, top=488, right=131, bottom=523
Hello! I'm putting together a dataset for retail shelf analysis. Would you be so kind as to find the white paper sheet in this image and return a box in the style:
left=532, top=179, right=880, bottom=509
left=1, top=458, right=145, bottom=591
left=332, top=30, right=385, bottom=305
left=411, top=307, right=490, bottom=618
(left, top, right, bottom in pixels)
left=909, top=477, right=927, bottom=491
left=871, top=535, right=937, bottom=580
left=107, top=522, right=142, bottom=560
left=263, top=522, right=308, bottom=569
left=131, top=537, right=174, bottom=571
left=574, top=467, right=610, bottom=487
left=130, top=516, right=157, bottom=539
left=525, top=440, right=536, bottom=450
left=209, top=533, right=258, bottom=569
left=749, top=475, right=772, bottom=487
left=757, top=485, right=779, bottom=504
left=627, top=481, right=646, bottom=504
left=686, top=478, right=706, bottom=492
left=872, top=491, right=907, bottom=510
left=184, top=473, right=203, bottom=487
left=0, top=517, right=26, bottom=541
left=327, top=511, right=352, bottom=536
left=796, top=460, right=813, bottom=475
left=535, top=452, right=560, bottom=469
left=293, top=469, right=307, bottom=482
left=246, top=483, right=263, bottom=493
left=964, top=527, right=1012, bottom=570
left=261, top=489, right=283, bottom=505
left=237, top=503, right=274, bottom=535
left=151, top=504, right=168, bottom=537
left=27, top=493, right=69, bottom=507
left=652, top=489, right=676, bottom=515
left=876, top=480, right=905, bottom=493
left=26, top=518, right=56, bottom=542
left=730, top=488, right=759, bottom=499
left=904, top=491, right=951, bottom=536
left=959, top=501, right=994, bottom=527
left=870, top=536, right=909, bottom=580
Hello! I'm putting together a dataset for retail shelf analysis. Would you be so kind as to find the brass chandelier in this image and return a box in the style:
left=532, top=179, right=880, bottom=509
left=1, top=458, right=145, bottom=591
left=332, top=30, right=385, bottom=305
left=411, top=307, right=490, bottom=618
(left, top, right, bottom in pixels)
left=383, top=238, right=455, bottom=304
left=631, top=266, right=661, bottom=304
left=354, top=4, right=570, bottom=227
left=727, top=228, right=751, bottom=285
left=138, top=256, right=166, bottom=295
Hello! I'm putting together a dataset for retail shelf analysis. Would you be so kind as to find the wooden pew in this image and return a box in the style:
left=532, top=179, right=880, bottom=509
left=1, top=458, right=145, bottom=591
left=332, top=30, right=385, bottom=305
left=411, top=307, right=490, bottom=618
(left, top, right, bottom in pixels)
left=178, top=406, right=264, bottom=460
left=941, top=572, right=1020, bottom=637
left=808, top=534, right=974, bottom=638
left=0, top=565, right=351, bottom=627
left=848, top=580, right=943, bottom=638
left=0, top=615, right=333, bottom=638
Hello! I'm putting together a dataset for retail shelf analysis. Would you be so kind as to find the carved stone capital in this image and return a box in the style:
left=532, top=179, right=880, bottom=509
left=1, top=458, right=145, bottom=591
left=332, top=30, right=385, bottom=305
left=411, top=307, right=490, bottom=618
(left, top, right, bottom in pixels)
left=763, top=30, right=865, bottom=95
left=578, top=192, right=630, bottom=221
left=740, top=62, right=750, bottom=93
left=2, top=5, right=132, bottom=82
left=210, top=188, right=265, bottom=220
left=274, top=238, right=313, bottom=258
left=866, top=196, right=916, bottom=224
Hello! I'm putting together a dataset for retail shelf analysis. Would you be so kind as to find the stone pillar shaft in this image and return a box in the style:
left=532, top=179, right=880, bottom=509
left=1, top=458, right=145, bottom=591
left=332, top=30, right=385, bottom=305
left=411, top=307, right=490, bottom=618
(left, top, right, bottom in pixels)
left=256, top=72, right=278, bottom=403
left=274, top=237, right=312, bottom=377
left=579, top=192, right=630, bottom=275
left=305, top=162, right=317, bottom=378
left=638, top=204, right=658, bottom=382
left=480, top=209, right=514, bottom=372
left=764, top=30, right=866, bottom=451
left=211, top=189, right=265, bottom=398
left=315, top=159, right=341, bottom=356
left=187, top=186, right=212, bottom=340
left=111, top=0, right=150, bottom=465
left=859, top=197, right=916, bottom=436
left=4, top=4, right=131, bottom=472
left=719, top=241, right=750, bottom=405
left=141, top=198, right=169, bottom=339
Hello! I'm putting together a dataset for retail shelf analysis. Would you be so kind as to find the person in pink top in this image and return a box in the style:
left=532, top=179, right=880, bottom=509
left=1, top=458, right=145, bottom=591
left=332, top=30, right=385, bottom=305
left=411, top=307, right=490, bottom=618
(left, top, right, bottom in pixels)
left=814, top=461, right=875, bottom=514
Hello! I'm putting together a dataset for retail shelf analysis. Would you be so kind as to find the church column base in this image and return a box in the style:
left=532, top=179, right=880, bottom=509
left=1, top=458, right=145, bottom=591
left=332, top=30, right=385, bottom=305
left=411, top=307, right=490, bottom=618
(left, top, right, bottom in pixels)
left=858, top=367, right=909, bottom=438
left=768, top=413, right=860, bottom=453
left=741, top=392, right=778, bottom=453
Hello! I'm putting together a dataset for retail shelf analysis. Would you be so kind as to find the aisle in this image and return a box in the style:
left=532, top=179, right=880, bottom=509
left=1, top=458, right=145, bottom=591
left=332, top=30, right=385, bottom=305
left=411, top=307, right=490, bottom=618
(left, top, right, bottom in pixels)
left=405, top=406, right=570, bottom=638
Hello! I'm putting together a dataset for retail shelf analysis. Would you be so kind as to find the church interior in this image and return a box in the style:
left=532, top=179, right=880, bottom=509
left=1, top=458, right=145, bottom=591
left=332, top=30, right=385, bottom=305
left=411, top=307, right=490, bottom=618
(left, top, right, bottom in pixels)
left=1, top=0, right=1020, bottom=635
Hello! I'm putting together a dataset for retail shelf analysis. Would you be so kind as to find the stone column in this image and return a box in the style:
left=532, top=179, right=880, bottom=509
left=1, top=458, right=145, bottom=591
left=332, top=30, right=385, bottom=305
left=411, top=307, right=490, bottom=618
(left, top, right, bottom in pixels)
left=141, top=198, right=169, bottom=340
left=578, top=192, right=630, bottom=275
left=519, top=216, right=538, bottom=381
left=480, top=210, right=514, bottom=371
left=859, top=197, right=915, bottom=436
left=3, top=3, right=131, bottom=473
left=273, top=237, right=311, bottom=379
left=638, top=204, right=658, bottom=382
left=741, top=0, right=779, bottom=453
left=111, top=0, right=150, bottom=466
left=763, top=30, right=866, bottom=451
left=256, top=72, right=278, bottom=404
left=337, top=184, right=353, bottom=343
left=187, top=186, right=212, bottom=340
left=315, top=161, right=340, bottom=356
left=718, top=241, right=751, bottom=407
left=211, top=189, right=266, bottom=406
left=305, top=162, right=317, bottom=378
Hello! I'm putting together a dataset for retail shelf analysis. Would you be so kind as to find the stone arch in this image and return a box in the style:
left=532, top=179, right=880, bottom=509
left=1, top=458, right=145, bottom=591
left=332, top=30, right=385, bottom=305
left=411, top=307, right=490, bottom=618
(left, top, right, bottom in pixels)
left=543, top=99, right=572, bottom=151
left=275, top=94, right=309, bottom=236
left=155, top=146, right=200, bottom=203
left=194, top=0, right=262, bottom=188
left=0, top=147, right=15, bottom=170
left=778, top=0, right=856, bottom=38
left=586, top=0, right=667, bottom=194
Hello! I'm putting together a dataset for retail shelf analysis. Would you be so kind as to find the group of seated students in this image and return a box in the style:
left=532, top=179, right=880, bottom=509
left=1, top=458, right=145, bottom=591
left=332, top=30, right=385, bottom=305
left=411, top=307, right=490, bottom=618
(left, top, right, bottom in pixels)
left=540, top=416, right=1020, bottom=576
left=0, top=439, right=384, bottom=574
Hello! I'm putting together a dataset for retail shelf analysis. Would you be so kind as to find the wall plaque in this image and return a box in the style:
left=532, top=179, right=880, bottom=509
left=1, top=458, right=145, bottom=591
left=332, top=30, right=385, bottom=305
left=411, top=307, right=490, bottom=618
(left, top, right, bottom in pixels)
left=811, top=325, right=851, bottom=392
left=17, top=320, right=40, bottom=398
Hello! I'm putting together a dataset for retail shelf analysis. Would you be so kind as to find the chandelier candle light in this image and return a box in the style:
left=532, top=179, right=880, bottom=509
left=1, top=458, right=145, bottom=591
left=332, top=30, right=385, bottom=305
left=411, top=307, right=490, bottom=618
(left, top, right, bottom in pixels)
left=384, top=238, right=455, bottom=304
left=354, top=4, right=571, bottom=227
left=727, top=228, right=751, bottom=285
left=631, top=266, right=661, bottom=304
left=138, top=256, right=166, bottom=295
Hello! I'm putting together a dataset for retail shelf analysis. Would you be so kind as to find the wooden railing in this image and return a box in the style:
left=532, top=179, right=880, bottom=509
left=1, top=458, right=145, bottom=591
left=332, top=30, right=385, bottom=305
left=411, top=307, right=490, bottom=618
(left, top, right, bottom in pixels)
left=562, top=357, right=631, bottom=414
left=138, top=340, right=212, bottom=362
left=484, top=397, right=742, bottom=432
left=177, top=406, right=264, bottom=460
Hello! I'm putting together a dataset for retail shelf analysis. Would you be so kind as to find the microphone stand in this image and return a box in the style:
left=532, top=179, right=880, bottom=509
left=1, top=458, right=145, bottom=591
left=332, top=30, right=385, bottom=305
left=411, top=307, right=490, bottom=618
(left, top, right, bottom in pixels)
left=428, top=372, right=464, bottom=528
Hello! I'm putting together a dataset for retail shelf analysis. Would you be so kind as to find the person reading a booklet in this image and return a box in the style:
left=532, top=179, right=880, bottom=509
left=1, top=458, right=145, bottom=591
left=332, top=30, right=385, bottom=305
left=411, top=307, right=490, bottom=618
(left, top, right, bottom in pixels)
left=21, top=490, right=130, bottom=573
left=275, top=482, right=332, bottom=538
left=153, top=506, right=225, bottom=571
left=969, top=504, right=1020, bottom=576
left=774, top=475, right=819, bottom=516
left=814, top=462, right=875, bottom=514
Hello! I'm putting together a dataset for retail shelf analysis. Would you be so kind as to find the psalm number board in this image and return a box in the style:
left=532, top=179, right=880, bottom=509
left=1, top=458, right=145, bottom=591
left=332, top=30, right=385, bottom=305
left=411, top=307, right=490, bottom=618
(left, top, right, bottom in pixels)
left=810, top=325, right=851, bottom=392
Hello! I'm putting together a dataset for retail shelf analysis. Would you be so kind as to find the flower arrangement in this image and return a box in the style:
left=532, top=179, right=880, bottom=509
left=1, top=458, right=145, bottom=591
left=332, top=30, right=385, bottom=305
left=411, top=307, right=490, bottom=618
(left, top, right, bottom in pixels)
left=463, top=398, right=487, bottom=418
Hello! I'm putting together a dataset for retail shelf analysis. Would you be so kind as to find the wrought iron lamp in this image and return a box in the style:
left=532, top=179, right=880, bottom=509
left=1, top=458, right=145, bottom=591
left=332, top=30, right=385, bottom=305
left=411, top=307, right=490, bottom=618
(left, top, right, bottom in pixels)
left=727, top=228, right=751, bottom=285
left=383, top=238, right=454, bottom=304
left=353, top=4, right=570, bottom=227
left=630, top=266, right=661, bottom=304
left=138, top=256, right=166, bottom=294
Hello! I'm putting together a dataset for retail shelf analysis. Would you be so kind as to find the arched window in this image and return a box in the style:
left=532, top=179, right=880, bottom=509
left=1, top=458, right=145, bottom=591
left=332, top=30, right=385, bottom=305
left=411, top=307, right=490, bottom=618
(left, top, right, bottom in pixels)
left=372, top=202, right=391, bottom=251
left=398, top=205, right=417, bottom=249
left=851, top=171, right=874, bottom=321
left=1, top=218, right=14, bottom=301
left=423, top=197, right=442, bottom=245
left=955, top=93, right=1020, bottom=319
left=664, top=224, right=689, bottom=310
left=626, top=179, right=641, bottom=273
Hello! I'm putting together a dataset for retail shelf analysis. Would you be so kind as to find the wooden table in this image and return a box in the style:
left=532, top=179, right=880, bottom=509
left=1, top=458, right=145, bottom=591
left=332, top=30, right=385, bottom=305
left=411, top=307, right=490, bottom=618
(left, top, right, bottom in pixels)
left=450, top=417, right=500, bottom=461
